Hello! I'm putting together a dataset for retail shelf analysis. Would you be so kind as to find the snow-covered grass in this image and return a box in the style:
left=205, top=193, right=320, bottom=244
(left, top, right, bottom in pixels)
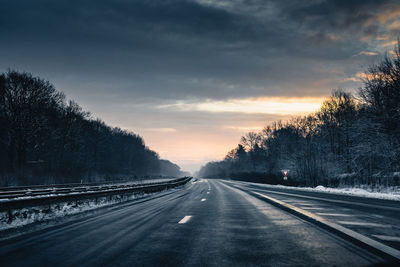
left=106, top=178, right=174, bottom=186
left=0, top=178, right=176, bottom=203
left=311, top=185, right=400, bottom=200
left=0, top=191, right=150, bottom=231
left=228, top=180, right=400, bottom=201
left=0, top=178, right=188, bottom=231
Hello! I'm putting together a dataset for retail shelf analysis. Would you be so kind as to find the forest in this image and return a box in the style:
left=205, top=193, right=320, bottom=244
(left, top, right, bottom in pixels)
left=198, top=45, right=400, bottom=188
left=0, top=71, right=185, bottom=186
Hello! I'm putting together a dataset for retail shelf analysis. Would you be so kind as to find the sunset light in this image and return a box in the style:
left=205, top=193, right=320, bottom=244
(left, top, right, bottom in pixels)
left=159, top=97, right=324, bottom=115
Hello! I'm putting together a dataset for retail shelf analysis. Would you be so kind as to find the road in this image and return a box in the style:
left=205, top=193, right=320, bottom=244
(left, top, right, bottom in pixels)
left=0, top=179, right=398, bottom=266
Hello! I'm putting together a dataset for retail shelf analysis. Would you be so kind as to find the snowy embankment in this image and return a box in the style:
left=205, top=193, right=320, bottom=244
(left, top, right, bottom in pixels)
left=0, top=178, right=187, bottom=231
left=0, top=178, right=175, bottom=203
left=0, top=192, right=147, bottom=231
left=239, top=182, right=400, bottom=201
left=310, top=185, right=400, bottom=201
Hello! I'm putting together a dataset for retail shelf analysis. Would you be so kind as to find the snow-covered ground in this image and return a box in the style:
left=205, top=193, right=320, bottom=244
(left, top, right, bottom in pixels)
left=0, top=179, right=181, bottom=232
left=0, top=193, right=144, bottom=231
left=0, top=178, right=175, bottom=203
left=229, top=180, right=400, bottom=201
left=310, top=185, right=400, bottom=201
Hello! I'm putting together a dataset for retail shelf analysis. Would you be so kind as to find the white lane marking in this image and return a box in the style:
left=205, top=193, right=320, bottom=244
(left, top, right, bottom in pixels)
left=178, top=216, right=192, bottom=224
left=201, top=198, right=206, bottom=202
left=372, top=235, right=400, bottom=242
left=302, top=207, right=325, bottom=210
left=338, top=221, right=392, bottom=228
left=290, top=202, right=314, bottom=206
left=317, top=213, right=352, bottom=217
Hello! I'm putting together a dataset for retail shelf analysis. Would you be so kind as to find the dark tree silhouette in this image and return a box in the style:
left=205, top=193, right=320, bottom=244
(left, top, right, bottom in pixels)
left=0, top=70, right=184, bottom=186
left=199, top=44, right=400, bottom=187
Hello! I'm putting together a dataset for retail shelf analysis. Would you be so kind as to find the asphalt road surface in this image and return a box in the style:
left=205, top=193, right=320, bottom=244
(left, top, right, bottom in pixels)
left=0, top=179, right=397, bottom=266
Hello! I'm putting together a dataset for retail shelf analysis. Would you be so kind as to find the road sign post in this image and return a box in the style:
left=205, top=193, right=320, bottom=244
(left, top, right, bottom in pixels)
left=281, top=170, right=289, bottom=181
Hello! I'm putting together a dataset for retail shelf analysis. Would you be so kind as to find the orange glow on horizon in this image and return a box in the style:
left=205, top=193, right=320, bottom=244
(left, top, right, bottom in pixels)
left=159, top=96, right=325, bottom=116
left=142, top=96, right=329, bottom=172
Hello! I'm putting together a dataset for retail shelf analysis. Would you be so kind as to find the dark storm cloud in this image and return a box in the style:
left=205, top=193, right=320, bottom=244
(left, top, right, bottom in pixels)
left=281, top=0, right=388, bottom=32
left=0, top=0, right=250, bottom=47
left=0, top=0, right=397, bottom=101
left=0, top=0, right=277, bottom=99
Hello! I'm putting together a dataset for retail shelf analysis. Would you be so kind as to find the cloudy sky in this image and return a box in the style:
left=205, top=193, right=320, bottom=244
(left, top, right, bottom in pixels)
left=1, top=0, right=400, bottom=173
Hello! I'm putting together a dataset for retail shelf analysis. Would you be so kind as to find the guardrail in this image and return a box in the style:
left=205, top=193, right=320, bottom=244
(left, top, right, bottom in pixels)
left=0, top=177, right=192, bottom=214
left=0, top=178, right=190, bottom=200
left=0, top=178, right=181, bottom=192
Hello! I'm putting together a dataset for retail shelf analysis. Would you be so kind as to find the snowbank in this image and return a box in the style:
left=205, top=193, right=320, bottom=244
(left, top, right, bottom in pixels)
left=231, top=181, right=400, bottom=201
left=308, top=185, right=400, bottom=200
left=0, top=191, right=153, bottom=231
left=0, top=178, right=188, bottom=231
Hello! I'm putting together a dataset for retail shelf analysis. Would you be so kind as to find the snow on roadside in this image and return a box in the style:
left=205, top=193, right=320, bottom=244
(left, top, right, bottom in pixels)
left=0, top=192, right=149, bottom=231
left=310, top=185, right=400, bottom=201
left=0, top=178, right=188, bottom=232
left=228, top=180, right=400, bottom=201
left=0, top=178, right=175, bottom=203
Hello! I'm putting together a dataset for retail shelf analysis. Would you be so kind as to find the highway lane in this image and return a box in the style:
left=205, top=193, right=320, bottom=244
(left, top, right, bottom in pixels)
left=0, top=179, right=391, bottom=266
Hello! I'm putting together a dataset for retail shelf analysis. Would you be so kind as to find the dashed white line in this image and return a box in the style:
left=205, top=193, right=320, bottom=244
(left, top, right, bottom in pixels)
left=372, top=235, right=400, bottom=242
left=338, top=221, right=392, bottom=228
left=201, top=198, right=206, bottom=202
left=178, top=216, right=192, bottom=224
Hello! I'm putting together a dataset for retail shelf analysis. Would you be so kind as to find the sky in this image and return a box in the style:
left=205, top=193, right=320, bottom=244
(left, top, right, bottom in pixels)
left=1, top=0, right=400, bottom=173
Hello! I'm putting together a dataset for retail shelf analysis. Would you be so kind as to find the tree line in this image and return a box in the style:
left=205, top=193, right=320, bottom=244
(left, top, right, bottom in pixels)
left=198, top=44, right=400, bottom=187
left=0, top=70, right=186, bottom=186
